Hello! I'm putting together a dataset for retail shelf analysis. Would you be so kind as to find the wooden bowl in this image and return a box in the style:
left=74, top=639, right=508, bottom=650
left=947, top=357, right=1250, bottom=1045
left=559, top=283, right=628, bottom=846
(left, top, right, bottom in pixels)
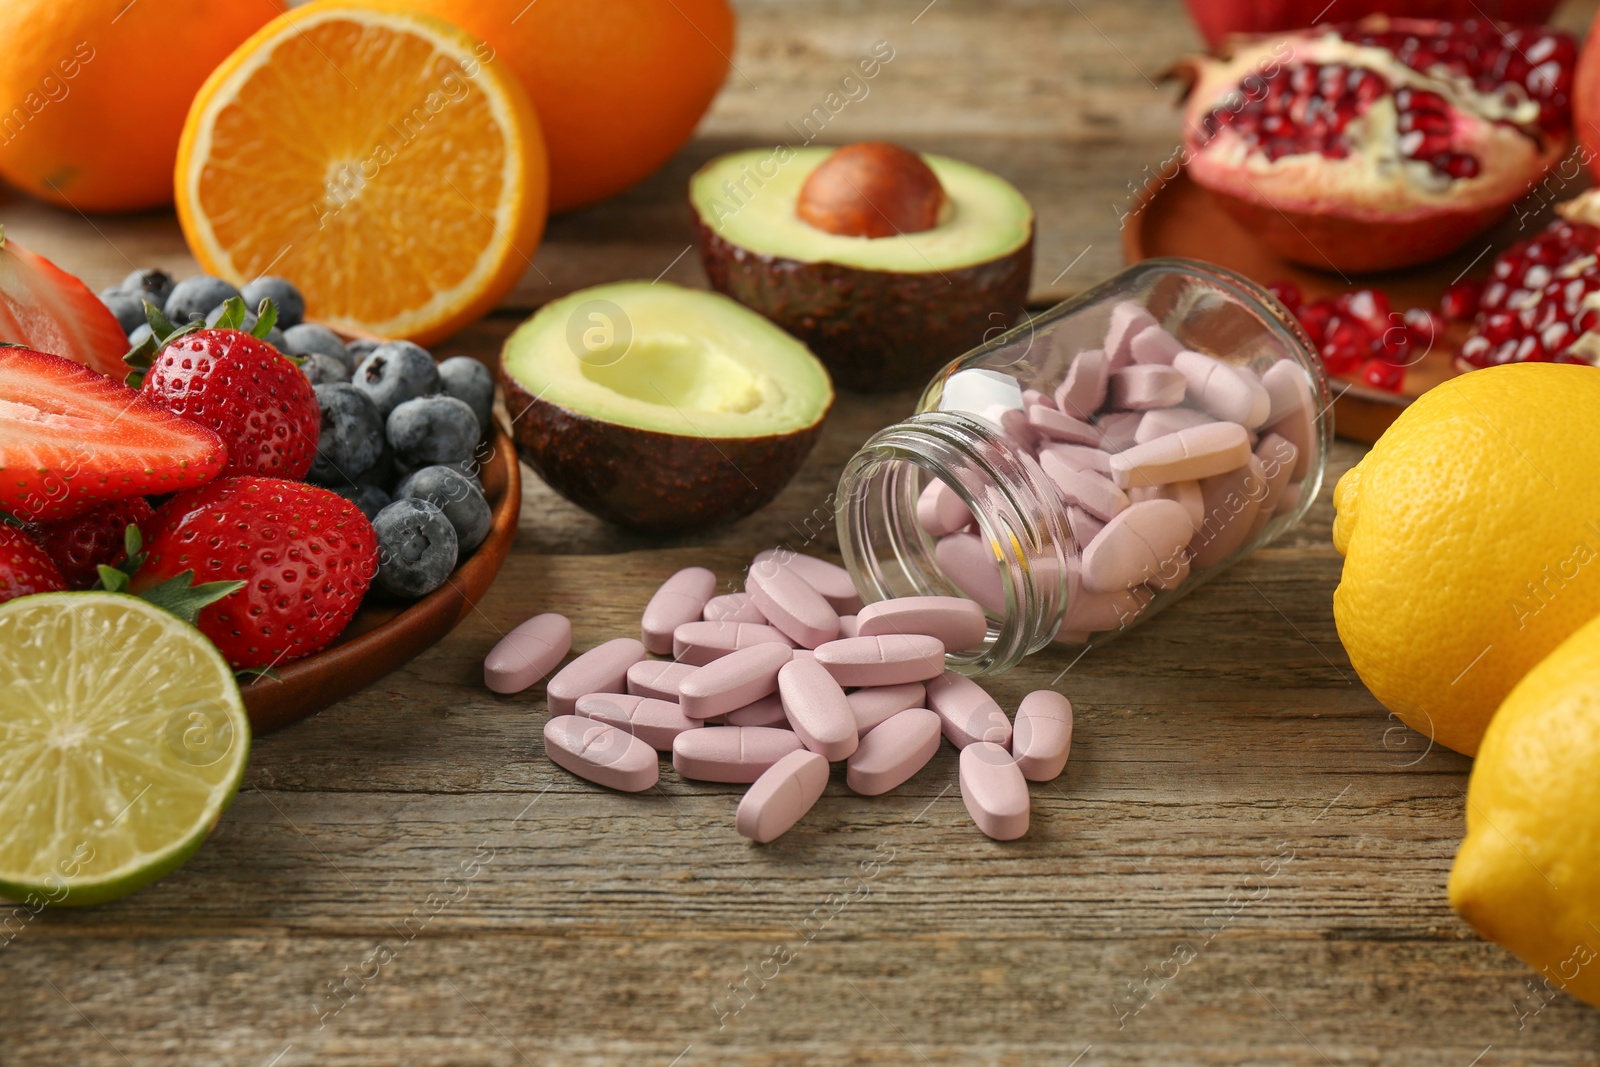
left=240, top=425, right=521, bottom=732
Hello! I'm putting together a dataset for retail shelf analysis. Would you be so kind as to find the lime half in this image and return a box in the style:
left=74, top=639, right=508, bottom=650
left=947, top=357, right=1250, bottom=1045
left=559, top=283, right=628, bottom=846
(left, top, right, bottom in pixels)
left=0, top=592, right=249, bottom=906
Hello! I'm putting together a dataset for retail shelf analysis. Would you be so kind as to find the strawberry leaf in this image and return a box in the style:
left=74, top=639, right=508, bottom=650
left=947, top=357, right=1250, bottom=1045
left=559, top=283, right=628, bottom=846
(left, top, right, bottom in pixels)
left=144, top=300, right=178, bottom=341
left=251, top=298, right=278, bottom=339
left=124, top=301, right=201, bottom=388
left=213, top=297, right=247, bottom=331
left=135, top=569, right=245, bottom=626
left=96, top=564, right=129, bottom=593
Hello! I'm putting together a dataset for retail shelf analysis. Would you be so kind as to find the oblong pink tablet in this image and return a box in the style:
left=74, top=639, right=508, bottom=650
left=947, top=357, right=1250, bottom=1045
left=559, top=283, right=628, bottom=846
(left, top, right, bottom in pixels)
left=703, top=592, right=767, bottom=625
left=736, top=749, right=830, bottom=843
left=1054, top=347, right=1109, bottom=417
left=813, top=634, right=946, bottom=687
left=575, top=692, right=701, bottom=751
left=925, top=670, right=1011, bottom=749
left=1191, top=454, right=1267, bottom=568
left=845, top=708, right=941, bottom=796
left=747, top=562, right=841, bottom=649
left=1037, top=442, right=1113, bottom=476
left=1067, top=505, right=1105, bottom=551
left=725, top=692, right=789, bottom=728
left=1104, top=302, right=1159, bottom=367
left=546, top=637, right=647, bottom=716
left=1026, top=404, right=1100, bottom=445
left=1129, top=324, right=1183, bottom=366
left=777, top=657, right=858, bottom=760
left=960, top=742, right=1029, bottom=840
left=640, top=567, right=717, bottom=655
left=1041, top=456, right=1129, bottom=522
left=1094, top=411, right=1141, bottom=453
left=672, top=726, right=804, bottom=783
left=752, top=550, right=863, bottom=614
left=856, top=596, right=988, bottom=653
left=1061, top=563, right=1151, bottom=633
left=673, top=621, right=793, bottom=666
left=934, top=532, right=1005, bottom=615
left=1011, top=690, right=1073, bottom=782
left=1261, top=359, right=1315, bottom=480
left=916, top=479, right=972, bottom=538
left=1171, top=350, right=1260, bottom=425
left=1080, top=499, right=1194, bottom=593
left=1236, top=365, right=1273, bottom=429
left=484, top=612, right=572, bottom=694
left=679, top=642, right=793, bottom=719
left=543, top=715, right=659, bottom=792
left=1134, top=406, right=1213, bottom=445
left=1108, top=421, right=1251, bottom=489
left=1128, top=479, right=1204, bottom=532
left=1108, top=364, right=1185, bottom=410
left=626, top=659, right=697, bottom=700
left=846, top=682, right=928, bottom=734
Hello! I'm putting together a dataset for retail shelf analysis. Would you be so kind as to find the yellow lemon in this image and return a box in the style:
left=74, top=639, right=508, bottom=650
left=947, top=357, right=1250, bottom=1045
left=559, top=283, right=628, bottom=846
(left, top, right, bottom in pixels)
left=1449, top=609, right=1600, bottom=1007
left=1332, top=362, right=1600, bottom=756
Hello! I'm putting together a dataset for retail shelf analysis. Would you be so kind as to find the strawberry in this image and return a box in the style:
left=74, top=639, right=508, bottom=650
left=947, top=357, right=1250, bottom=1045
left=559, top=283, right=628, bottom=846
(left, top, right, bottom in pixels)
left=131, top=476, right=378, bottom=669
left=0, top=344, right=227, bottom=522
left=134, top=298, right=319, bottom=480
left=32, top=496, right=154, bottom=589
left=0, top=227, right=129, bottom=381
left=0, top=522, right=66, bottom=603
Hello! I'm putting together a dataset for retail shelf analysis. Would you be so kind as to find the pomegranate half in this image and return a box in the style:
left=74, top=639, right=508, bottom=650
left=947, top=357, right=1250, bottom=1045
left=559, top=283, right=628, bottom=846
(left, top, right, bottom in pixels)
left=1181, top=18, right=1576, bottom=273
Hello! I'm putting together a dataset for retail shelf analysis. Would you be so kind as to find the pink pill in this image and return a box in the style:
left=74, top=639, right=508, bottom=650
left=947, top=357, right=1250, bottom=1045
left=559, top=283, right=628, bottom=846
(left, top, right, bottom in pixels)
left=1095, top=411, right=1141, bottom=453
left=991, top=405, right=1039, bottom=451
left=1146, top=548, right=1192, bottom=590
left=845, top=708, right=941, bottom=796
left=737, top=749, right=831, bottom=843
left=1128, top=479, right=1204, bottom=531
left=1191, top=453, right=1267, bottom=568
left=1061, top=559, right=1151, bottom=633
left=626, top=659, right=697, bottom=700
left=543, top=715, right=659, bottom=793
left=1026, top=404, right=1100, bottom=445
left=856, top=595, right=988, bottom=653
left=1261, top=359, right=1316, bottom=480
left=672, top=621, right=793, bottom=666
left=1041, top=456, right=1129, bottom=522
left=1128, top=324, right=1183, bottom=366
left=752, top=550, right=863, bottom=614
left=1080, top=499, right=1194, bottom=593
left=678, top=641, right=793, bottom=719
left=846, top=681, right=928, bottom=734
left=1236, top=365, right=1273, bottom=428
left=959, top=742, right=1029, bottom=840
left=934, top=532, right=1005, bottom=615
left=703, top=592, right=767, bottom=625
left=1037, top=442, right=1112, bottom=476
left=575, top=692, right=701, bottom=751
left=1011, top=690, right=1073, bottom=782
left=1135, top=406, right=1213, bottom=444
left=1104, top=301, right=1159, bottom=366
left=778, top=657, right=859, bottom=760
left=546, top=637, right=647, bottom=716
left=926, top=670, right=1012, bottom=749
left=1249, top=433, right=1298, bottom=538
left=1109, top=421, right=1252, bottom=489
left=1067, top=505, right=1105, bottom=550
left=1171, top=350, right=1262, bottom=426
left=836, top=615, right=860, bottom=639
left=1022, top=387, right=1055, bottom=410
left=725, top=692, right=790, bottom=728
left=813, top=634, right=946, bottom=687
left=673, top=726, right=804, bottom=783
left=1052, top=626, right=1091, bottom=645
left=640, top=567, right=717, bottom=655
left=483, top=612, right=572, bottom=694
left=1280, top=481, right=1304, bottom=514
left=747, top=561, right=841, bottom=649
left=1054, top=347, right=1109, bottom=418
left=916, top=479, right=973, bottom=538
left=1108, top=364, right=1186, bottom=410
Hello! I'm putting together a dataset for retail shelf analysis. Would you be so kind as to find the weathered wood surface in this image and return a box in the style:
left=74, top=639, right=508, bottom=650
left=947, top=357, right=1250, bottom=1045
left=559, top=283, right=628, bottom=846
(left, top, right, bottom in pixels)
left=6, top=0, right=1600, bottom=1064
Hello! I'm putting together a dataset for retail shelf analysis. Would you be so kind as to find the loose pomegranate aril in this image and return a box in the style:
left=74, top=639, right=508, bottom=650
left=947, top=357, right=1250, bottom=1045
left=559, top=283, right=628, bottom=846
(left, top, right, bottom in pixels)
left=1440, top=279, right=1482, bottom=321
left=1319, top=318, right=1371, bottom=375
left=1268, top=281, right=1302, bottom=313
left=1361, top=357, right=1406, bottom=392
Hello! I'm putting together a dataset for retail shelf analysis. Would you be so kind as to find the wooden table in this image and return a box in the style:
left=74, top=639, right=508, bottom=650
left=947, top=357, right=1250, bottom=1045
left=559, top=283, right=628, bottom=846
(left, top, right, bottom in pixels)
left=7, top=1, right=1600, bottom=1063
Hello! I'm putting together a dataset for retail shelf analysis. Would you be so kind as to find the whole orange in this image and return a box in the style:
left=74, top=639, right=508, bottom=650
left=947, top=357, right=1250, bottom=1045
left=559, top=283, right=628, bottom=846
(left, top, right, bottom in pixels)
left=0, top=0, right=280, bottom=213
left=404, top=0, right=733, bottom=212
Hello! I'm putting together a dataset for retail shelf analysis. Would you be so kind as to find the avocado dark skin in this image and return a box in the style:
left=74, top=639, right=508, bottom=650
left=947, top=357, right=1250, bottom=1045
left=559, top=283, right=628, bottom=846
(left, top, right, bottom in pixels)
left=500, top=366, right=830, bottom=534
left=695, top=218, right=1035, bottom=393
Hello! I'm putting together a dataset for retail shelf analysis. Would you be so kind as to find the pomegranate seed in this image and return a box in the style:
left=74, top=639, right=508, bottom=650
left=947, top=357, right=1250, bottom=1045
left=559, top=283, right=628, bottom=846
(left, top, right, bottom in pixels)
left=1298, top=301, right=1335, bottom=345
left=1482, top=311, right=1519, bottom=343
left=1441, top=279, right=1482, bottom=321
left=1337, top=289, right=1391, bottom=333
left=1319, top=318, right=1370, bottom=374
left=1268, top=281, right=1302, bottom=312
left=1360, top=357, right=1406, bottom=392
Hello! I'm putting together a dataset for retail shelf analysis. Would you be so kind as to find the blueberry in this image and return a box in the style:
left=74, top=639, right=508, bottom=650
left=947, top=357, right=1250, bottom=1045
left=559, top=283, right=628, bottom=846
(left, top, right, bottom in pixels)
left=372, top=498, right=458, bottom=598
left=437, top=356, right=494, bottom=440
left=165, top=275, right=239, bottom=324
left=281, top=323, right=350, bottom=369
left=345, top=338, right=382, bottom=364
left=240, top=275, right=305, bottom=328
left=300, top=352, right=351, bottom=385
left=387, top=394, right=478, bottom=469
left=308, top=383, right=385, bottom=487
left=331, top=483, right=391, bottom=521
left=353, top=341, right=440, bottom=419
left=100, top=288, right=151, bottom=334
left=395, top=456, right=481, bottom=486
left=395, top=465, right=491, bottom=553
left=119, top=268, right=175, bottom=305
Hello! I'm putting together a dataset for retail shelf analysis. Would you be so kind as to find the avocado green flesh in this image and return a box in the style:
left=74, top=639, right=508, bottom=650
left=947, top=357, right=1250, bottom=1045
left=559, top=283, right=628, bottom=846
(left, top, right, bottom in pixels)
left=690, top=147, right=1033, bottom=273
left=501, top=282, right=833, bottom=438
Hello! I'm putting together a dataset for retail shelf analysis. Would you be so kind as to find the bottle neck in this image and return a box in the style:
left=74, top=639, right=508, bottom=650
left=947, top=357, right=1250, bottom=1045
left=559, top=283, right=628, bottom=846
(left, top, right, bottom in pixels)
left=836, top=411, right=1072, bottom=675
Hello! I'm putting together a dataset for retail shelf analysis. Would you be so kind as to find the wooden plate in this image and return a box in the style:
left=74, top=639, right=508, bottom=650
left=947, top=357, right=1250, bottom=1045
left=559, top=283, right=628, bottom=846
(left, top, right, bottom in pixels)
left=240, top=425, right=522, bottom=733
left=1121, top=167, right=1571, bottom=442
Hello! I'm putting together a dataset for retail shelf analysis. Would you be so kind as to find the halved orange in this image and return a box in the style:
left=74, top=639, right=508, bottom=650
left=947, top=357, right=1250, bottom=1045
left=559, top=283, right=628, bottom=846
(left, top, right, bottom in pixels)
left=175, top=0, right=547, bottom=345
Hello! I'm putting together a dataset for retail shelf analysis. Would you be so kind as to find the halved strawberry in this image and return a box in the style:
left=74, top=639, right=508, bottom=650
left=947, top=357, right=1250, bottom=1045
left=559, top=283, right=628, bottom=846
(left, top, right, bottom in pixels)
left=0, top=345, right=227, bottom=522
left=32, top=496, right=154, bottom=589
left=132, top=476, right=378, bottom=669
left=0, top=228, right=129, bottom=381
left=0, top=522, right=66, bottom=603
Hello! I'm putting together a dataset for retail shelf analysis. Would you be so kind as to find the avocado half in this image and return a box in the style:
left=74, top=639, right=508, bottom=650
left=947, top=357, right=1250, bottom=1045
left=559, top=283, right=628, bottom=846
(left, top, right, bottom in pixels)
left=691, top=146, right=1035, bottom=392
left=500, top=282, right=833, bottom=533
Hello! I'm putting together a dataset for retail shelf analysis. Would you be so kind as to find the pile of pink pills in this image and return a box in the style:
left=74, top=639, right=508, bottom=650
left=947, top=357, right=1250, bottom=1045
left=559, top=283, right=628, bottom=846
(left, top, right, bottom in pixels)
left=926, top=300, right=1318, bottom=642
left=483, top=551, right=1073, bottom=842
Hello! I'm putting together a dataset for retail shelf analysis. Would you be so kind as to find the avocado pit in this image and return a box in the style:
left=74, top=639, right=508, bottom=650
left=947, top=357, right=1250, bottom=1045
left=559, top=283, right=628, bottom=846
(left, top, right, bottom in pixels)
left=796, top=142, right=947, bottom=238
